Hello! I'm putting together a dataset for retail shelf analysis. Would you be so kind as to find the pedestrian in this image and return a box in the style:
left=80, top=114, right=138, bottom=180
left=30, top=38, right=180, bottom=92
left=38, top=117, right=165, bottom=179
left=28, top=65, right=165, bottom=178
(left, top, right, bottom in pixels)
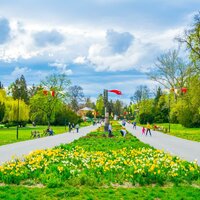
left=48, top=127, right=54, bottom=136
left=120, top=127, right=126, bottom=137
left=122, top=119, right=126, bottom=126
left=146, top=123, right=152, bottom=136
left=75, top=124, right=79, bottom=133
left=133, top=121, right=136, bottom=129
left=68, top=122, right=71, bottom=132
left=72, top=123, right=75, bottom=133
left=108, top=123, right=113, bottom=137
left=142, top=126, right=145, bottom=135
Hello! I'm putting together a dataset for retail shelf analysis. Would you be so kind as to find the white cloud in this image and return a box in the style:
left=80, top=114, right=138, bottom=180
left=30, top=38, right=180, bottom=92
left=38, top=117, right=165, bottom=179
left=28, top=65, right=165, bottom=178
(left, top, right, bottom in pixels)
left=0, top=15, right=190, bottom=73
left=49, top=61, right=73, bottom=75
left=87, top=38, right=158, bottom=72
left=73, top=56, right=87, bottom=64
left=11, top=66, right=30, bottom=77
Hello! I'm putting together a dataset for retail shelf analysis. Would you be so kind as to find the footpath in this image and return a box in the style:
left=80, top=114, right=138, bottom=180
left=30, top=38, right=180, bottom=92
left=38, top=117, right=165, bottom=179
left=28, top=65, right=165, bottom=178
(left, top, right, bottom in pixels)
left=125, top=122, right=200, bottom=165
left=0, top=124, right=100, bottom=165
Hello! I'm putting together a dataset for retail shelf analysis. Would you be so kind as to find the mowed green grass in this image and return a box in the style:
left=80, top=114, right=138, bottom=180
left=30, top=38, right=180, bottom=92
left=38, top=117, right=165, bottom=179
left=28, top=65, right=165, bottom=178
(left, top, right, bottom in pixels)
left=157, top=123, right=200, bottom=142
left=0, top=184, right=200, bottom=200
left=0, top=122, right=92, bottom=146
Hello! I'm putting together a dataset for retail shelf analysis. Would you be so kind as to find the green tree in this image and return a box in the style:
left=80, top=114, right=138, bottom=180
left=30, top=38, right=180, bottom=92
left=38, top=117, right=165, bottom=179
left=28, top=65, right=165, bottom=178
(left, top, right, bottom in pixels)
left=69, top=85, right=84, bottom=111
left=53, top=105, right=81, bottom=126
left=113, top=100, right=123, bottom=116
left=177, top=12, right=200, bottom=69
left=107, top=100, right=114, bottom=116
left=131, top=85, right=150, bottom=104
left=10, top=75, right=29, bottom=104
left=3, top=98, right=29, bottom=123
left=84, top=97, right=96, bottom=109
left=154, top=95, right=169, bottom=123
left=0, top=102, right=5, bottom=122
left=30, top=74, right=71, bottom=125
left=86, top=111, right=94, bottom=118
left=0, top=81, right=3, bottom=89
left=148, top=49, right=189, bottom=91
left=96, top=94, right=104, bottom=116
left=28, top=84, right=38, bottom=98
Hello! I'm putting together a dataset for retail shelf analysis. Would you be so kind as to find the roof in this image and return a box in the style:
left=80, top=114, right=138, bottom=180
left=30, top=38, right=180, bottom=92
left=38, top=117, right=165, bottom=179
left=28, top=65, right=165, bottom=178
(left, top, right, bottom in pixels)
left=79, top=107, right=94, bottom=111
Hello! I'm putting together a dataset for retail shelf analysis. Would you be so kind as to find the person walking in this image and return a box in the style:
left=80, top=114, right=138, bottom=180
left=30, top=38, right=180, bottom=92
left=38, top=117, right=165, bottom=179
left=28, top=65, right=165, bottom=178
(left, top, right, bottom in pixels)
left=68, top=122, right=71, bottom=132
left=133, top=121, right=136, bottom=129
left=75, top=124, right=79, bottom=133
left=72, top=123, right=75, bottom=133
left=142, top=126, right=145, bottom=135
left=146, top=123, right=152, bottom=136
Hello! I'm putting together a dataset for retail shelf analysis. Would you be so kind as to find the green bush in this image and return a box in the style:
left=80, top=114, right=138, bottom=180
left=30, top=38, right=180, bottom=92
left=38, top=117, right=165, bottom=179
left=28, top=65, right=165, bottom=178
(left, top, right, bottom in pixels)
left=139, top=113, right=154, bottom=124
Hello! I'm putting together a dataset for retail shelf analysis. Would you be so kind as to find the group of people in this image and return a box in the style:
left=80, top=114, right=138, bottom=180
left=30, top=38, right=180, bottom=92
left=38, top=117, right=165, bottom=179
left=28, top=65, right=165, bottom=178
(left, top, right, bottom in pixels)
left=68, top=122, right=80, bottom=133
left=46, top=127, right=54, bottom=136
left=107, top=121, right=127, bottom=137
left=142, top=123, right=152, bottom=136
left=121, top=120, right=152, bottom=136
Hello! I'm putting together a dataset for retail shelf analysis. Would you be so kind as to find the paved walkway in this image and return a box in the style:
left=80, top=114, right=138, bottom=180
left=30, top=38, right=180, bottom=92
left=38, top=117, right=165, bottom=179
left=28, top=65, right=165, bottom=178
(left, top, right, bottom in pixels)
left=0, top=124, right=100, bottom=165
left=125, top=122, right=200, bottom=165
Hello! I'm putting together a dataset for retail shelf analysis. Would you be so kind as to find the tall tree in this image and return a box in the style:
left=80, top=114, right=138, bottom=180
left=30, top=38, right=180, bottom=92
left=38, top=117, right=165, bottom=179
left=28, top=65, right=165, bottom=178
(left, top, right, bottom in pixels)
left=177, top=12, right=200, bottom=69
left=0, top=81, right=3, bottom=89
left=107, top=100, right=114, bottom=116
left=0, top=101, right=5, bottom=122
left=10, top=75, right=29, bottom=104
left=84, top=97, right=95, bottom=109
left=96, top=94, right=104, bottom=116
left=0, top=89, right=6, bottom=122
left=148, top=49, right=189, bottom=90
left=30, top=74, right=71, bottom=126
left=154, top=86, right=162, bottom=105
left=69, top=85, right=84, bottom=112
left=131, top=85, right=150, bottom=104
left=28, top=84, right=38, bottom=98
left=113, top=100, right=123, bottom=116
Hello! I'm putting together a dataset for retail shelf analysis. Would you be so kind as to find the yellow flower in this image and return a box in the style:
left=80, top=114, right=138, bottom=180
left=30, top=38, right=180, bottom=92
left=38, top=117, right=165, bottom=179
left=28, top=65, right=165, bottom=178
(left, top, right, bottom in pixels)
left=57, top=166, right=64, bottom=173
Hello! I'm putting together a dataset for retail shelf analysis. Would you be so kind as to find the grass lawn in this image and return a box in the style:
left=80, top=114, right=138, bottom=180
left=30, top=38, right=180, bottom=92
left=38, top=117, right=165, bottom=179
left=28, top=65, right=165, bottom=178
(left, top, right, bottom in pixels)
left=0, top=121, right=92, bottom=146
left=0, top=184, right=199, bottom=200
left=0, top=122, right=199, bottom=199
left=156, top=123, right=200, bottom=142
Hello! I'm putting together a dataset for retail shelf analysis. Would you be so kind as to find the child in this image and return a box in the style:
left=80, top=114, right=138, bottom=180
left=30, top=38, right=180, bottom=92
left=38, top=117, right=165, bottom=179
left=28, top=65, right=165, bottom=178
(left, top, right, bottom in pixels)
left=142, top=127, right=145, bottom=135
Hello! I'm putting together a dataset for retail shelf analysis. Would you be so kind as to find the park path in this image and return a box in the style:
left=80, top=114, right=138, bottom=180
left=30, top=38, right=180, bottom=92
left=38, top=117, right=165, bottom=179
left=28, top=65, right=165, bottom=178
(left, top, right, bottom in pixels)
left=0, top=124, right=100, bottom=165
left=125, top=122, right=200, bottom=165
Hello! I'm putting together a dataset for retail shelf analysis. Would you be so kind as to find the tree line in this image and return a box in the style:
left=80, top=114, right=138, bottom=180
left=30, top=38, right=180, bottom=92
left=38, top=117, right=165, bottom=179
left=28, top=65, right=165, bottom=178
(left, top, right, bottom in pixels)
left=0, top=74, right=126, bottom=127
left=129, top=12, right=200, bottom=128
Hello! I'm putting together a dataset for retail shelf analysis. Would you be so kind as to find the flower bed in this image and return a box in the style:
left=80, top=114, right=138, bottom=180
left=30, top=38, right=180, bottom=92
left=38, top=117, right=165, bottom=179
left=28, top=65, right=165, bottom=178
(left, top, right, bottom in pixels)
left=0, top=123, right=199, bottom=186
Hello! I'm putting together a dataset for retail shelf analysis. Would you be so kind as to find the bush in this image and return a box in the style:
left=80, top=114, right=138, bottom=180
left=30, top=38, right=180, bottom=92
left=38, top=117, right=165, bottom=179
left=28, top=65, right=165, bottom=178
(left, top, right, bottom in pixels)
left=139, top=113, right=154, bottom=124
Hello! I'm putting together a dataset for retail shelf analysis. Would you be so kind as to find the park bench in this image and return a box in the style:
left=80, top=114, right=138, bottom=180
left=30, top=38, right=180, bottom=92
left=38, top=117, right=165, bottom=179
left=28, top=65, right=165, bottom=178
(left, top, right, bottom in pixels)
left=43, top=129, right=55, bottom=136
left=43, top=129, right=50, bottom=136
left=153, top=125, right=168, bottom=132
left=30, top=130, right=41, bottom=138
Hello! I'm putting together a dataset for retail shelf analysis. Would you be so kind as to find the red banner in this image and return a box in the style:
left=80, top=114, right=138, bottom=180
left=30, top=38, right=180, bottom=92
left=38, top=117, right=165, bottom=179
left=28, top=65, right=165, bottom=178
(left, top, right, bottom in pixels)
left=108, top=89, right=122, bottom=95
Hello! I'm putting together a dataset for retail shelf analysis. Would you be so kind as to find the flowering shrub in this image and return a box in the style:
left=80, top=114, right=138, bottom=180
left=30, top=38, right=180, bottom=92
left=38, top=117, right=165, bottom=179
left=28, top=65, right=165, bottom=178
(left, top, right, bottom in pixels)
left=0, top=146, right=199, bottom=185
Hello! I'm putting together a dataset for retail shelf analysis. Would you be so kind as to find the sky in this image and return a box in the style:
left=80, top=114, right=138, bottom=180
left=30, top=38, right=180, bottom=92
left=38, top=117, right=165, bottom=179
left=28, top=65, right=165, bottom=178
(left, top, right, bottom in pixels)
left=0, top=0, right=199, bottom=103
